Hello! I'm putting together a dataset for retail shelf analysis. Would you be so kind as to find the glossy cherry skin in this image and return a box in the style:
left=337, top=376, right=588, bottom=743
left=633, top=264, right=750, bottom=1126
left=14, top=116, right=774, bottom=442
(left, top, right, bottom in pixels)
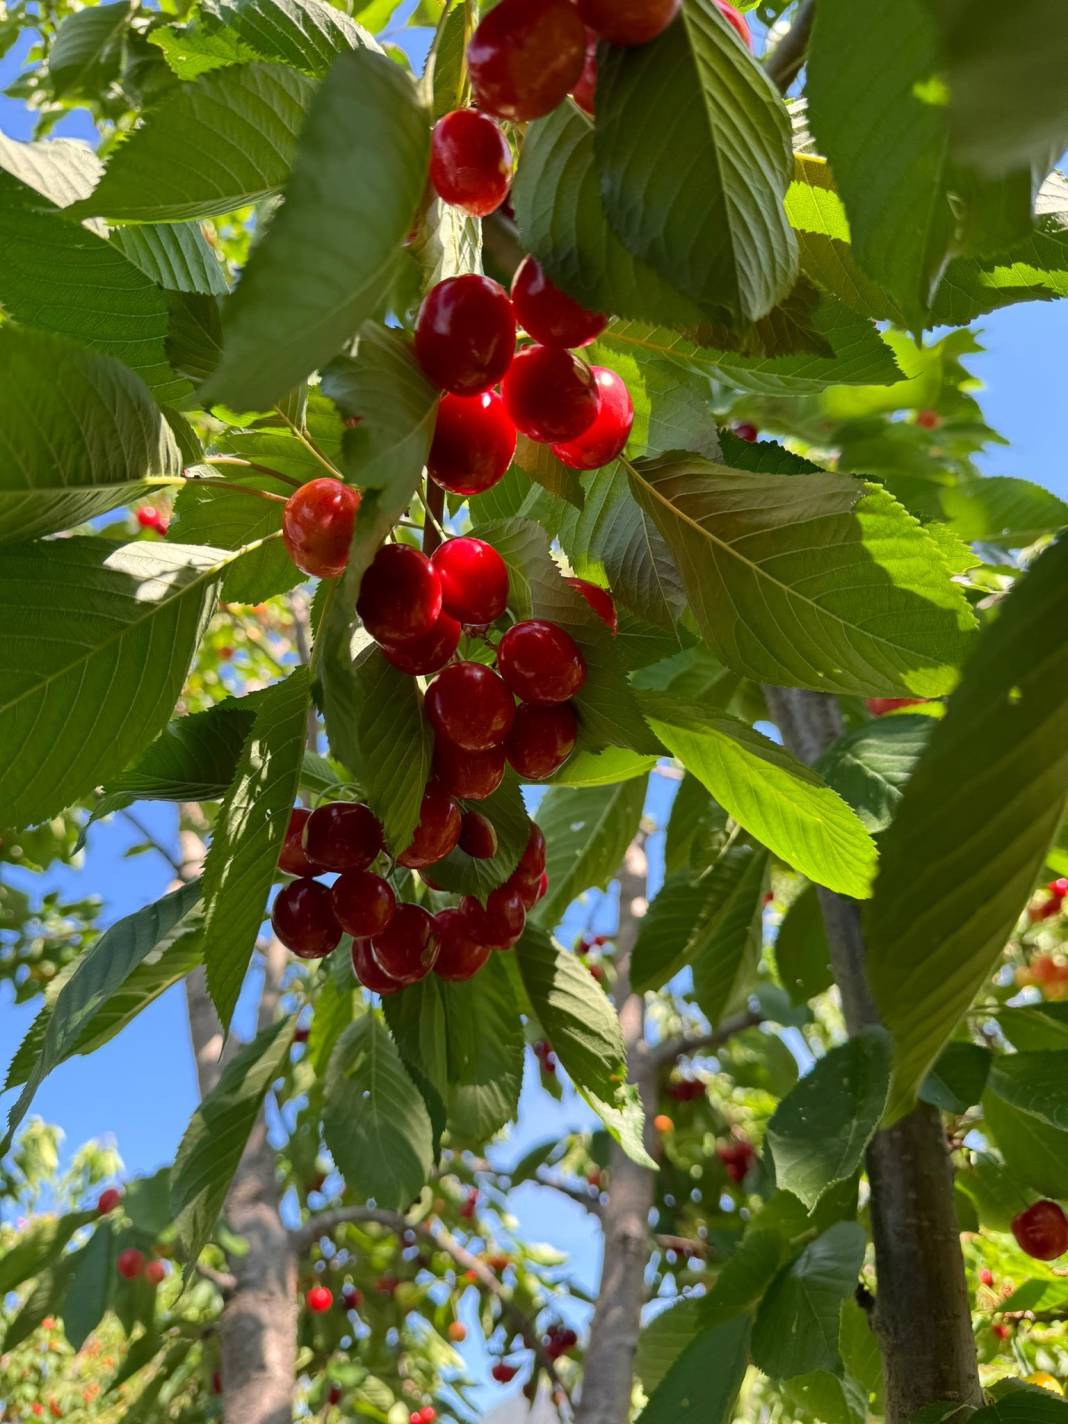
left=279, top=807, right=321, bottom=876
left=427, top=392, right=517, bottom=497
left=468, top=0, right=587, bottom=121
left=433, top=738, right=506, bottom=800
left=351, top=937, right=405, bottom=996
left=511, top=256, right=608, bottom=349
left=459, top=810, right=499, bottom=859
left=332, top=871, right=397, bottom=937
left=426, top=662, right=516, bottom=751
left=571, top=30, right=598, bottom=114
left=497, top=619, right=587, bottom=704
left=733, top=421, right=758, bottom=442
left=371, top=904, right=440, bottom=985
left=502, top=346, right=599, bottom=444
left=303, top=802, right=383, bottom=872
left=566, top=577, right=617, bottom=633
left=97, top=1187, right=122, bottom=1215
left=272, top=878, right=343, bottom=959
left=380, top=611, right=461, bottom=677
left=358, top=543, right=443, bottom=643
left=434, top=907, right=492, bottom=981
left=505, top=702, right=579, bottom=780
left=397, top=784, right=463, bottom=868
left=306, top=1285, right=334, bottom=1313
left=1011, top=1201, right=1068, bottom=1261
left=576, top=0, right=680, bottom=47
left=461, top=885, right=526, bottom=948
left=430, top=110, right=513, bottom=217
left=116, top=1248, right=145, bottom=1280
left=716, top=0, right=752, bottom=49
left=551, top=367, right=634, bottom=470
left=282, top=479, right=360, bottom=579
left=515, top=822, right=547, bottom=886
left=431, top=537, right=509, bottom=624
left=414, top=275, right=516, bottom=396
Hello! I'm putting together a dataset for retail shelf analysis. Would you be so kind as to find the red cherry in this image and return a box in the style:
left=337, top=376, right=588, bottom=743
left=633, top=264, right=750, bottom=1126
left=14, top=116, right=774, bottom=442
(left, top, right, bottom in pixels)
left=514, top=822, right=547, bottom=886
left=566, top=577, right=617, bottom=633
left=341, top=1285, right=363, bottom=1309
left=865, top=697, right=926, bottom=716
left=371, top=904, right=440, bottom=985
left=328, top=1386, right=343, bottom=1406
left=732, top=421, right=758, bottom=442
left=144, top=1258, right=167, bottom=1285
left=502, top=346, right=599, bottom=444
left=358, top=544, right=443, bottom=643
left=576, top=0, right=680, bottom=46
left=427, top=392, right=517, bottom=496
left=468, top=0, right=587, bottom=121
left=426, top=663, right=516, bottom=751
left=431, top=537, right=509, bottom=624
left=351, top=938, right=405, bottom=995
left=551, top=367, right=634, bottom=470
left=282, top=479, right=361, bottom=580
left=1011, top=1201, right=1068, bottom=1261
left=916, top=409, right=941, bottom=430
left=433, top=739, right=506, bottom=800
left=461, top=885, right=525, bottom=949
left=306, top=1285, right=334, bottom=1313
left=332, top=871, right=397, bottom=937
left=571, top=30, right=598, bottom=113
left=992, top=1322, right=1012, bottom=1341
left=716, top=0, right=752, bottom=47
left=492, top=1362, right=519, bottom=1383
left=430, top=109, right=512, bottom=217
left=511, top=257, right=608, bottom=350
left=459, top=810, right=498, bottom=859
left=303, top=802, right=383, bottom=872
left=505, top=702, right=578, bottom=780
left=96, top=1188, right=121, bottom=1215
left=419, top=1411, right=437, bottom=1424
left=979, top=1268, right=995, bottom=1287
left=380, top=611, right=461, bottom=676
left=397, top=784, right=463, bottom=868
left=497, top=620, right=587, bottom=704
left=293, top=1024, right=310, bottom=1043
left=414, top=275, right=516, bottom=396
left=1049, top=878, right=1068, bottom=899
left=272, top=879, right=343, bottom=959
left=212, top=1370, right=223, bottom=1395
left=136, top=506, right=162, bottom=530
left=434, top=907, right=492, bottom=981
left=510, top=872, right=542, bottom=910
left=116, top=1248, right=144, bottom=1280
left=279, top=807, right=321, bottom=876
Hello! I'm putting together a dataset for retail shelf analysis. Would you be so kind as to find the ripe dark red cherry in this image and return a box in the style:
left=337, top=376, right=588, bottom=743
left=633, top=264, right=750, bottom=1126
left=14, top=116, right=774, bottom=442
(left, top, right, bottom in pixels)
left=414, top=275, right=516, bottom=396
left=492, top=1363, right=519, bottom=1384
left=571, top=30, right=598, bottom=114
left=427, top=393, right=517, bottom=497
left=358, top=543, right=443, bottom=644
left=430, top=109, right=513, bottom=218
left=716, top=0, right=752, bottom=48
left=282, top=479, right=361, bottom=580
left=514, top=822, right=547, bottom=887
left=426, top=662, right=516, bottom=751
left=434, top=907, right=492, bottom=982
left=306, top=1285, right=334, bottom=1313
left=431, top=538, right=509, bottom=625
left=272, top=878, right=343, bottom=959
left=577, top=0, right=680, bottom=46
left=459, top=810, right=499, bottom=859
left=461, top=885, right=526, bottom=948
left=351, top=938, right=405, bottom=996
left=510, top=257, right=608, bottom=349
left=97, top=1187, right=121, bottom=1215
left=505, top=702, right=579, bottom=780
left=332, top=871, right=397, bottom=937
left=1011, top=1200, right=1068, bottom=1261
left=279, top=807, right=320, bottom=876
left=116, top=1248, right=144, bottom=1280
left=502, top=346, right=599, bottom=444
left=733, top=421, right=758, bottom=442
left=433, top=738, right=506, bottom=800
left=303, top=802, right=383, bottom=872
left=497, top=620, right=587, bottom=704
left=468, top=0, right=587, bottom=121
left=551, top=367, right=634, bottom=470
left=566, top=577, right=617, bottom=633
left=380, top=611, right=461, bottom=676
left=397, top=784, right=463, bottom=868
left=371, top=904, right=440, bottom=985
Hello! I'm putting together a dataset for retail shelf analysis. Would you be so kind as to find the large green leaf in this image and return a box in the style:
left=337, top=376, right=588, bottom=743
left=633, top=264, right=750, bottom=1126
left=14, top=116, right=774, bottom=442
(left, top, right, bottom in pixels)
left=62, top=1223, right=115, bottom=1351
left=628, top=452, right=975, bottom=698
left=637, top=1315, right=751, bottom=1424
left=49, top=0, right=131, bottom=97
left=938, top=476, right=1068, bottom=549
left=868, top=537, right=1068, bottom=1120
left=752, top=1222, right=866, bottom=1379
left=817, top=715, right=933, bottom=833
left=534, top=777, right=648, bottom=926
left=775, top=884, right=833, bottom=1005
left=998, top=1004, right=1068, bottom=1053
left=202, top=669, right=310, bottom=1029
left=983, top=1092, right=1068, bottom=1202
left=0, top=131, right=101, bottom=207
left=110, top=222, right=228, bottom=295
left=439, top=955, right=525, bottom=1141
left=201, top=50, right=428, bottom=411
left=971, top=1388, right=1068, bottom=1424
left=987, top=1052, right=1068, bottom=1133
left=171, top=474, right=296, bottom=604
left=0, top=538, right=225, bottom=828
left=919, top=1041, right=992, bottom=1115
left=0, top=1209, right=95, bottom=1295
left=206, top=0, right=376, bottom=74
left=691, top=847, right=769, bottom=1025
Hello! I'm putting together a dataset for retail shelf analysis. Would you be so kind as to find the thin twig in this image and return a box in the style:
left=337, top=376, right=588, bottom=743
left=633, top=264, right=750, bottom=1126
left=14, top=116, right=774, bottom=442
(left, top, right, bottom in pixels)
left=118, top=808, right=182, bottom=875
left=533, top=1171, right=605, bottom=1218
left=764, top=0, right=816, bottom=94
left=193, top=1261, right=237, bottom=1295
left=183, top=474, right=286, bottom=506
left=651, top=1009, right=763, bottom=1068
left=274, top=404, right=343, bottom=479
left=202, top=456, right=301, bottom=489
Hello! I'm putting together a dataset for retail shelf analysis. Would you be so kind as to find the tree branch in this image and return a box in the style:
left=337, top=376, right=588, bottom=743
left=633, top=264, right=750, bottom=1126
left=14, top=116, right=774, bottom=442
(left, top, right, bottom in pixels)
left=195, top=1261, right=237, bottom=1295
left=651, top=1008, right=764, bottom=1068
left=534, top=1171, right=605, bottom=1218
left=764, top=0, right=815, bottom=94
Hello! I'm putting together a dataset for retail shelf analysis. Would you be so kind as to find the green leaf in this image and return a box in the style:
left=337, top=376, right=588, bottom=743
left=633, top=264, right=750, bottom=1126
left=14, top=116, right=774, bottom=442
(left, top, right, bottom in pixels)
left=322, top=1015, right=434, bottom=1210
left=440, top=955, right=525, bottom=1141
left=201, top=50, right=428, bottom=411
left=3, top=1260, right=76, bottom=1351
left=817, top=715, right=933, bottom=833
left=0, top=131, right=102, bottom=207
left=0, top=1209, right=94, bottom=1295
left=171, top=476, right=296, bottom=605
left=534, top=777, right=648, bottom=926
left=422, top=772, right=528, bottom=902
left=332, top=325, right=439, bottom=493
left=637, top=1315, right=751, bottom=1424
left=783, top=1372, right=867, bottom=1424
left=970, top=1386, right=1068, bottom=1424
left=205, top=0, right=376, bottom=75
left=775, top=884, right=833, bottom=1005
left=110, top=222, right=228, bottom=296
left=628, top=452, right=975, bottom=698
left=985, top=1089, right=1068, bottom=1207
left=0, top=326, right=181, bottom=543
left=766, top=1029, right=891, bottom=1209
left=867, top=536, right=1068, bottom=1120
left=998, top=1004, right=1068, bottom=1053
left=644, top=695, right=877, bottom=898
left=919, top=1042, right=993, bottom=1115
left=124, top=1168, right=175, bottom=1238
left=49, top=0, right=131, bottom=97
left=594, top=0, right=796, bottom=322
left=62, top=1224, right=115, bottom=1351
left=938, top=476, right=1068, bottom=549
left=202, top=669, right=309, bottom=1029
left=691, top=847, right=768, bottom=1025
left=988, top=1052, right=1068, bottom=1132
left=752, top=1222, right=866, bottom=1379
left=71, top=63, right=315, bottom=221
left=172, top=1017, right=295, bottom=1261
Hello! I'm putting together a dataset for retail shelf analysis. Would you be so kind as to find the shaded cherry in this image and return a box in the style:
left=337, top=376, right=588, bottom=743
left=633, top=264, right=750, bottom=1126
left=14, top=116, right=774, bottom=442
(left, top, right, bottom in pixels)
left=303, top=802, right=383, bottom=871
left=566, top=576, right=617, bottom=633
left=430, top=109, right=513, bottom=217
left=515, top=822, right=547, bottom=885
left=117, top=1248, right=144, bottom=1280
left=427, top=392, right=517, bottom=496
left=497, top=619, right=587, bottom=704
left=426, top=662, right=516, bottom=751
left=272, top=879, right=343, bottom=959
left=502, top=346, right=599, bottom=444
left=916, top=409, right=941, bottom=430
left=371, top=904, right=440, bottom=985
left=306, top=1285, right=334, bottom=1313
left=505, top=702, right=578, bottom=780
left=279, top=807, right=321, bottom=876
left=461, top=885, right=526, bottom=948
left=571, top=30, right=598, bottom=114
left=380, top=611, right=461, bottom=676
left=733, top=421, right=758, bottom=442
left=351, top=938, right=405, bottom=996
left=1011, top=1201, right=1068, bottom=1261
left=510, top=256, right=608, bottom=349
left=434, top=907, right=492, bottom=982
left=282, top=479, right=361, bottom=579
left=865, top=697, right=926, bottom=716
left=332, top=871, right=397, bottom=937
left=577, top=0, right=680, bottom=46
left=551, top=366, right=633, bottom=469
left=459, top=810, right=498, bottom=859
left=535, top=870, right=549, bottom=903
left=97, top=1188, right=122, bottom=1215
left=432, top=537, right=509, bottom=624
left=492, top=1363, right=519, bottom=1384
left=510, top=872, right=542, bottom=911
left=328, top=1386, right=344, bottom=1406
left=397, top=784, right=463, bottom=868
left=716, top=0, right=752, bottom=47
left=414, top=275, right=516, bottom=395
left=433, top=738, right=506, bottom=800
left=468, top=0, right=587, bottom=121
left=144, top=1259, right=167, bottom=1286
left=358, top=543, right=442, bottom=644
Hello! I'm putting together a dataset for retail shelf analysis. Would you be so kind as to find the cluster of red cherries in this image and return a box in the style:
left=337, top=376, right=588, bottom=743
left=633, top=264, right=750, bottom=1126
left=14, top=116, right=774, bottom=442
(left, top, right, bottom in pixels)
left=96, top=1188, right=168, bottom=1284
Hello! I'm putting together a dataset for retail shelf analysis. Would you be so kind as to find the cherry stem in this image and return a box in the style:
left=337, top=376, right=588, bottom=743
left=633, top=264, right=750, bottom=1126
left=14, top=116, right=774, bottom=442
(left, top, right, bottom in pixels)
left=202, top=455, right=301, bottom=489
left=421, top=481, right=447, bottom=554
left=183, top=473, right=287, bottom=506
